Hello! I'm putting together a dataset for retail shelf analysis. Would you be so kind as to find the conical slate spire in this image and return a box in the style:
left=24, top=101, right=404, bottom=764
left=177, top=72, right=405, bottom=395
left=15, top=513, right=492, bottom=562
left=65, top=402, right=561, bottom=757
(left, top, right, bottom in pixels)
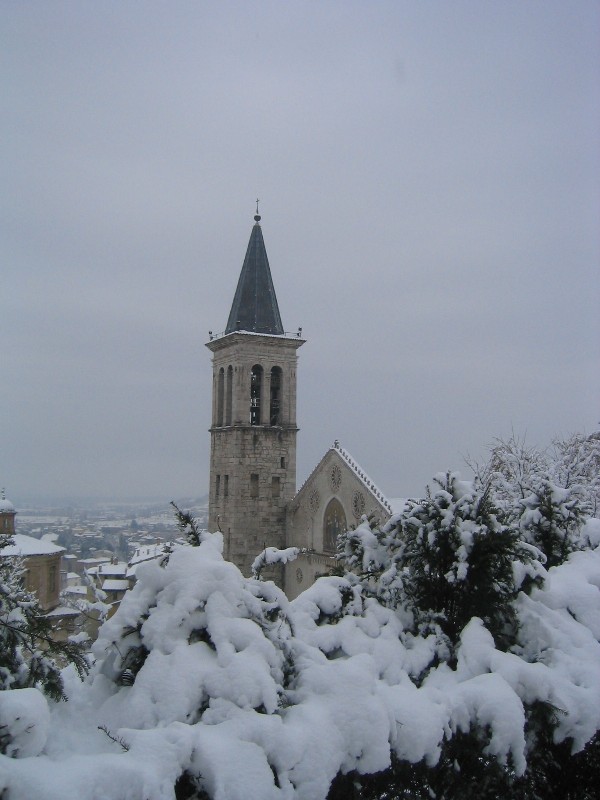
left=225, top=217, right=284, bottom=335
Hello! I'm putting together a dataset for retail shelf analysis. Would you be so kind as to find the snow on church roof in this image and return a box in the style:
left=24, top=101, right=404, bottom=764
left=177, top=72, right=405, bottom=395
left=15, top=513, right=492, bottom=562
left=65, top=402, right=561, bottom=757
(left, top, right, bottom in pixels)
left=331, top=440, right=394, bottom=514
left=296, top=440, right=394, bottom=515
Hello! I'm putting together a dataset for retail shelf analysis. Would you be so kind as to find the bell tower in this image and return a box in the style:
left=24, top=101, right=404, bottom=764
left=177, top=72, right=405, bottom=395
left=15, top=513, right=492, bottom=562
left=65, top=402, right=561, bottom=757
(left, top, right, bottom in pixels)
left=206, top=209, right=305, bottom=578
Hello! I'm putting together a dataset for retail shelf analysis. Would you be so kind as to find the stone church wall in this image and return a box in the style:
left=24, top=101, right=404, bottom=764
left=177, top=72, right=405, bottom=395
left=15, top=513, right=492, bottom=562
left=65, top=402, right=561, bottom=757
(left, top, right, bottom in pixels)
left=284, top=448, right=390, bottom=599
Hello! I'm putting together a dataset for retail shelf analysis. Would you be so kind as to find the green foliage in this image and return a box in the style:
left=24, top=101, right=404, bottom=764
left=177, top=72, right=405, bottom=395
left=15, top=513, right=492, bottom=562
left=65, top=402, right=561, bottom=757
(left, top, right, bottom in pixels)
left=517, top=478, right=587, bottom=568
left=171, top=502, right=202, bottom=547
left=398, top=473, right=533, bottom=648
left=328, top=734, right=516, bottom=800
left=341, top=472, right=542, bottom=652
left=336, top=463, right=598, bottom=799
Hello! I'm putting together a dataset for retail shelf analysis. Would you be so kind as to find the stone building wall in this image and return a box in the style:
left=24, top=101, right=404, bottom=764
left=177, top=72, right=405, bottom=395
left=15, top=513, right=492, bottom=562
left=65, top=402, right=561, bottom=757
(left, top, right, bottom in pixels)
left=24, top=552, right=62, bottom=611
left=207, top=331, right=304, bottom=579
left=284, top=446, right=391, bottom=599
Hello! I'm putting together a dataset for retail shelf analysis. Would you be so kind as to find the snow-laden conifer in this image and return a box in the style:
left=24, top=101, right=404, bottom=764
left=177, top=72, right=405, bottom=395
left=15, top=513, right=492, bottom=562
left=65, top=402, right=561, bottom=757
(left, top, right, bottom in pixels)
left=340, top=472, right=544, bottom=653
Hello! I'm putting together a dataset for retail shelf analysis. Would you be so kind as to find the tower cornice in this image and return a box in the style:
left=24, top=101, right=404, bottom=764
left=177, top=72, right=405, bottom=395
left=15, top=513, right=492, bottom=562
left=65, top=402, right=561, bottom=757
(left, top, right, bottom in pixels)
left=206, top=330, right=305, bottom=353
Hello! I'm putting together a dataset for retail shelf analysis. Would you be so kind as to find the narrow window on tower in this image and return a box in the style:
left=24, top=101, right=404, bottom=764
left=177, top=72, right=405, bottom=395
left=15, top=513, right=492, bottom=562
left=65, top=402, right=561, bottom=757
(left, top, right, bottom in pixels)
left=250, top=365, right=263, bottom=425
left=250, top=473, right=259, bottom=498
left=217, top=368, right=225, bottom=426
left=215, top=474, right=221, bottom=499
left=225, top=366, right=233, bottom=425
left=272, top=477, right=281, bottom=498
left=224, top=475, right=229, bottom=497
left=270, top=367, right=282, bottom=425
left=280, top=457, right=285, bottom=469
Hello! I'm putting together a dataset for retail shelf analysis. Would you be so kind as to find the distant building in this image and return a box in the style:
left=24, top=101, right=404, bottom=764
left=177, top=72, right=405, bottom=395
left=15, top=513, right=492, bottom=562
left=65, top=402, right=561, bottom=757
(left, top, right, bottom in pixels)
left=1, top=533, right=64, bottom=612
left=0, top=490, right=16, bottom=536
left=1, top=493, right=79, bottom=635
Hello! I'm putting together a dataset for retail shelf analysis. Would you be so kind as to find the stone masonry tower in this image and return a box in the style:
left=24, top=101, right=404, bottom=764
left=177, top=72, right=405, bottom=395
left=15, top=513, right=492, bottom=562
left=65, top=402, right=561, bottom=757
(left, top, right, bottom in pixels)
left=206, top=210, right=305, bottom=578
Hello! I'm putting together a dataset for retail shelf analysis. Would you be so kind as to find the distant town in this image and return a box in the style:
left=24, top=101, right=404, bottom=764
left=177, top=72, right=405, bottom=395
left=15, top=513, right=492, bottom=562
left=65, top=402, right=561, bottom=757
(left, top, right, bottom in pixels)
left=1, top=495, right=209, bottom=641
left=15, top=496, right=208, bottom=564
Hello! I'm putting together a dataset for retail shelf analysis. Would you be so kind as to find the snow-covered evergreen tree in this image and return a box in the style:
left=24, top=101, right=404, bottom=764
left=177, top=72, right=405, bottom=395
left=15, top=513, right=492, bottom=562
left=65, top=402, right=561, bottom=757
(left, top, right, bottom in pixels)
left=336, top=470, right=600, bottom=799
left=341, top=472, right=543, bottom=653
left=517, top=477, right=588, bottom=568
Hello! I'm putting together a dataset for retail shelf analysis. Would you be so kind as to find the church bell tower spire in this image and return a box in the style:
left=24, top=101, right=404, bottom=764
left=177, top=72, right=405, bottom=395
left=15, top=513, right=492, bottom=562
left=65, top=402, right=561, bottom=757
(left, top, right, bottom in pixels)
left=206, top=210, right=305, bottom=582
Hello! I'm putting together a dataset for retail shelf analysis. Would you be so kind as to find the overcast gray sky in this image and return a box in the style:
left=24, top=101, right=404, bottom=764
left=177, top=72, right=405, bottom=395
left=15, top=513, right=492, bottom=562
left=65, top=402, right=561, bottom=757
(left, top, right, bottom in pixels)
left=2, top=1, right=599, bottom=504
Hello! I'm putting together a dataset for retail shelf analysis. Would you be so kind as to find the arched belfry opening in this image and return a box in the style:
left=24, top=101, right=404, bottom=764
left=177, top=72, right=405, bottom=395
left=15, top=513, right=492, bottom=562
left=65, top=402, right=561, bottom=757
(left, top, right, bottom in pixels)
left=270, top=366, right=282, bottom=425
left=225, top=366, right=233, bottom=426
left=216, top=368, right=224, bottom=427
left=250, top=364, right=263, bottom=425
left=206, top=210, right=305, bottom=582
left=323, top=498, right=347, bottom=553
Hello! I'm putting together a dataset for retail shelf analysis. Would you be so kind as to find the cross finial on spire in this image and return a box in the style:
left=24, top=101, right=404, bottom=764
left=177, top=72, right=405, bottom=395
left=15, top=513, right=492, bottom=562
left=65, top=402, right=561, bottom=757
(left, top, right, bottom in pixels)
left=254, top=198, right=261, bottom=223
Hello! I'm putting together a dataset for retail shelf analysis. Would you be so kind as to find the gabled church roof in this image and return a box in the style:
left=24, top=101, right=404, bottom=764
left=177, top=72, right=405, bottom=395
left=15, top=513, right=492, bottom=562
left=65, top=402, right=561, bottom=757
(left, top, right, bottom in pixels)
left=294, top=440, right=395, bottom=516
left=225, top=214, right=284, bottom=335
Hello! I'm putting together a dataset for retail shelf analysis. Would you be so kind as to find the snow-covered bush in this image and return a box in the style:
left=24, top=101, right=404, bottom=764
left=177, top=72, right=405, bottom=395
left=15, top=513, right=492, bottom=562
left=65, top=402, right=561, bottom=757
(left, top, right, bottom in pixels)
left=341, top=472, right=544, bottom=653
left=1, top=490, right=599, bottom=800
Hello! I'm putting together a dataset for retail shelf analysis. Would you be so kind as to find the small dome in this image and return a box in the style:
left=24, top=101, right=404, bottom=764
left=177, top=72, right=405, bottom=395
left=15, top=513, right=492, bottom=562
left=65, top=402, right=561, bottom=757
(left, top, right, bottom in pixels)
left=0, top=490, right=15, bottom=514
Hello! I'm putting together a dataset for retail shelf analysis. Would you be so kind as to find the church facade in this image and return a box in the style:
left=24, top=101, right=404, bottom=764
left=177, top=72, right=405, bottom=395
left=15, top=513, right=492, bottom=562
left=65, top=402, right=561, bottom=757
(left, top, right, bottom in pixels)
left=206, top=212, right=397, bottom=596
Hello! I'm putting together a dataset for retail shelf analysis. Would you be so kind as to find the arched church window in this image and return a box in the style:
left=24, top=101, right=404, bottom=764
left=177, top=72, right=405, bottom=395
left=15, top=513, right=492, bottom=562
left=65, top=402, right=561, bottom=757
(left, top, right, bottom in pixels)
left=323, top=498, right=347, bottom=553
left=270, top=367, right=282, bottom=425
left=250, top=365, right=263, bottom=425
left=217, top=368, right=225, bottom=427
left=225, top=366, right=233, bottom=425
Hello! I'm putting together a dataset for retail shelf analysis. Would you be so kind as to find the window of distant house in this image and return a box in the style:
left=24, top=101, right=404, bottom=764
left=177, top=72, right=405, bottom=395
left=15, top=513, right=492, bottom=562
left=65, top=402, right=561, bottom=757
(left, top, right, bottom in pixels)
left=250, top=473, right=259, bottom=498
left=250, top=365, right=263, bottom=425
left=323, top=498, right=347, bottom=553
left=270, top=367, right=282, bottom=425
left=217, top=368, right=225, bottom=426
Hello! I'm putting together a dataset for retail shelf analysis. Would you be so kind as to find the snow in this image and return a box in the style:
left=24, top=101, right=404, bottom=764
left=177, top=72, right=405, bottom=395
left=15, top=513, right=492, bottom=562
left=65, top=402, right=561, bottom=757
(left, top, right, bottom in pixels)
left=0, top=534, right=64, bottom=556
left=45, top=605, right=81, bottom=618
left=251, top=546, right=300, bottom=577
left=0, top=497, right=15, bottom=514
left=101, top=579, right=130, bottom=592
left=0, top=689, right=50, bottom=758
left=1, top=532, right=599, bottom=799
left=97, top=563, right=128, bottom=577
left=331, top=440, right=393, bottom=513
